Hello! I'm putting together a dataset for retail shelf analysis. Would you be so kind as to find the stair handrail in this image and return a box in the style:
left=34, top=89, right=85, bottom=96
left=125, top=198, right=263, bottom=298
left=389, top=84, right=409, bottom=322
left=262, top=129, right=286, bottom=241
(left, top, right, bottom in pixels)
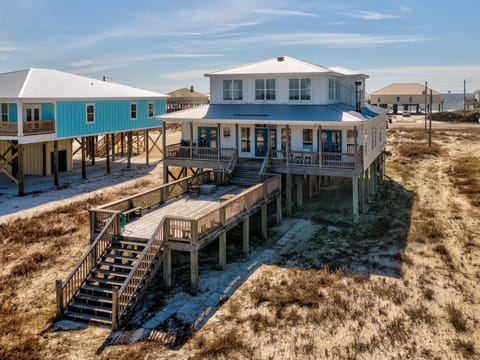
left=57, top=211, right=120, bottom=317
left=259, top=148, right=272, bottom=181
left=224, top=149, right=238, bottom=183
left=114, top=217, right=167, bottom=328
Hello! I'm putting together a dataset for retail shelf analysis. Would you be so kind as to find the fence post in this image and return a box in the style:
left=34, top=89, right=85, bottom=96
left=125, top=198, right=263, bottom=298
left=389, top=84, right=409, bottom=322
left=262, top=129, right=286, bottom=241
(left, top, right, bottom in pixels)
left=56, top=279, right=63, bottom=319
left=112, top=287, right=119, bottom=330
left=89, top=210, right=95, bottom=242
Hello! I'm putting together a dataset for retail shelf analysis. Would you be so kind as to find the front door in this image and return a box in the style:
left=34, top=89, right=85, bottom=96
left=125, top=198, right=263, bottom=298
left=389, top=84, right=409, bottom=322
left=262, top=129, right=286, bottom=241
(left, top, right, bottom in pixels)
left=25, top=105, right=41, bottom=122
left=321, top=130, right=342, bottom=153
left=255, top=128, right=268, bottom=157
left=198, top=127, right=217, bottom=148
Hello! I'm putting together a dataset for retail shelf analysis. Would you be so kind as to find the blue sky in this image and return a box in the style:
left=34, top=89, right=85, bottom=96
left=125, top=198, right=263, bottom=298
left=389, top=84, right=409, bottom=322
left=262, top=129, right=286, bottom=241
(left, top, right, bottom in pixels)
left=1, top=0, right=479, bottom=94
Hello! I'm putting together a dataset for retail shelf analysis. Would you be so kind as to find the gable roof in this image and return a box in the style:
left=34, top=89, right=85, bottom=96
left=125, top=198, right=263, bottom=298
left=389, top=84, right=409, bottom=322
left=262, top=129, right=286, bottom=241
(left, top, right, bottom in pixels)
left=167, top=88, right=209, bottom=100
left=370, top=83, right=441, bottom=96
left=0, top=68, right=167, bottom=100
left=205, top=56, right=368, bottom=78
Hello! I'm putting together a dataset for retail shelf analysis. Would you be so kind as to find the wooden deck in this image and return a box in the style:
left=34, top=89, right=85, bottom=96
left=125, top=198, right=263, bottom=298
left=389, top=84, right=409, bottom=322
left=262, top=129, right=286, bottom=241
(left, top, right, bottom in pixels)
left=122, top=185, right=244, bottom=240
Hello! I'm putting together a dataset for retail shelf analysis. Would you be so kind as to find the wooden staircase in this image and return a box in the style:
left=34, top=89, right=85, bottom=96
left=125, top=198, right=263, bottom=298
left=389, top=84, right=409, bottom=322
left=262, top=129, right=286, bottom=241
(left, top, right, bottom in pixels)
left=231, top=159, right=263, bottom=186
left=63, top=236, right=153, bottom=326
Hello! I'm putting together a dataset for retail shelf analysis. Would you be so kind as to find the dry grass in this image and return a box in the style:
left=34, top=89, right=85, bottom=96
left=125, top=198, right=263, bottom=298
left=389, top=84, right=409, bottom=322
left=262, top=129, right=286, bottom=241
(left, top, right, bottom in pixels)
left=446, top=303, right=469, bottom=333
left=190, top=329, right=252, bottom=359
left=398, top=141, right=444, bottom=159
left=453, top=339, right=477, bottom=359
left=449, top=156, right=480, bottom=207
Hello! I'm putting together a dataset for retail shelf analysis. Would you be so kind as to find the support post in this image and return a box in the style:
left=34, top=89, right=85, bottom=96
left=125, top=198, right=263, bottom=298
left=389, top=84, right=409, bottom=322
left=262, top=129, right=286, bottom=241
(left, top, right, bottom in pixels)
left=17, top=143, right=24, bottom=196
left=53, top=140, right=59, bottom=188
left=90, top=137, right=95, bottom=165
left=81, top=137, right=86, bottom=179
left=190, top=250, right=199, bottom=295
left=352, top=177, right=359, bottom=224
left=120, top=132, right=124, bottom=157
left=127, top=131, right=132, bottom=167
left=163, top=247, right=172, bottom=289
left=276, top=194, right=282, bottom=224
left=111, top=133, right=116, bottom=161
left=261, top=205, right=267, bottom=240
left=55, top=279, right=63, bottom=319
left=219, top=232, right=226, bottom=270
left=112, top=287, right=119, bottom=330
left=42, top=144, right=47, bottom=176
left=106, top=134, right=110, bottom=173
left=286, top=174, right=292, bottom=216
left=243, top=216, right=250, bottom=254
left=296, top=175, right=303, bottom=207
left=359, top=170, right=365, bottom=214
left=145, top=129, right=149, bottom=165
left=162, top=123, right=167, bottom=184
left=308, top=175, right=314, bottom=198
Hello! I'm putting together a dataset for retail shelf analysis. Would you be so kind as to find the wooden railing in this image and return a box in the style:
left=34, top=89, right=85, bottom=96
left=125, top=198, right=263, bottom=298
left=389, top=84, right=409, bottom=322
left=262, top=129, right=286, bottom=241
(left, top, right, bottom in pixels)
left=270, top=148, right=363, bottom=169
left=113, top=218, right=167, bottom=329
left=0, top=121, right=17, bottom=135
left=24, top=120, right=55, bottom=134
left=56, top=213, right=120, bottom=317
left=165, top=144, right=236, bottom=161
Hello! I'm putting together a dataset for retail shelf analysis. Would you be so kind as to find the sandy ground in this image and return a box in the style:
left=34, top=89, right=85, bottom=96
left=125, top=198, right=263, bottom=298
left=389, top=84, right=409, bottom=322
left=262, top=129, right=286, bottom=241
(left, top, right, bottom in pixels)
left=1, top=120, right=480, bottom=359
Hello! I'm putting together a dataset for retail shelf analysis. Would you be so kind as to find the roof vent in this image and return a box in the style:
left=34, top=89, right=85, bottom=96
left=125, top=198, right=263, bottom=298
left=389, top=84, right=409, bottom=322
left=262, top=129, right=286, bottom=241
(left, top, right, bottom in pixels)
left=190, top=85, right=194, bottom=92
left=277, top=56, right=285, bottom=62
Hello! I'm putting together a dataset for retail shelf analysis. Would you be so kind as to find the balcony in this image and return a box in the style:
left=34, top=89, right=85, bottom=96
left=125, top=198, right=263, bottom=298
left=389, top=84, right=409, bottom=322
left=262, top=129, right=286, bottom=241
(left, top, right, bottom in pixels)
left=0, top=120, right=56, bottom=136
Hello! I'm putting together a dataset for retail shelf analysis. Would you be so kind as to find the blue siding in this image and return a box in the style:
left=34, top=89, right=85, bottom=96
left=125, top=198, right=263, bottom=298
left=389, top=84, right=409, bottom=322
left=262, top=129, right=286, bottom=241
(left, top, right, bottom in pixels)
left=8, top=103, right=17, bottom=121
left=42, top=103, right=54, bottom=120
left=56, top=99, right=166, bottom=137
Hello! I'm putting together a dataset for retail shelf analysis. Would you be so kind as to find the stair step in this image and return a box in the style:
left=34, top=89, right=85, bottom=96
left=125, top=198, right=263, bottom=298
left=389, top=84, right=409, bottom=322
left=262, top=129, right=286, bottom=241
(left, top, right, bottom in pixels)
left=68, top=301, right=112, bottom=315
left=76, top=292, right=113, bottom=304
left=87, top=275, right=125, bottom=287
left=80, top=284, right=114, bottom=295
left=118, top=239, right=148, bottom=247
left=109, top=246, right=144, bottom=255
left=95, top=268, right=130, bottom=278
left=64, top=310, right=112, bottom=325
left=103, top=253, right=139, bottom=262
left=99, top=261, right=134, bottom=270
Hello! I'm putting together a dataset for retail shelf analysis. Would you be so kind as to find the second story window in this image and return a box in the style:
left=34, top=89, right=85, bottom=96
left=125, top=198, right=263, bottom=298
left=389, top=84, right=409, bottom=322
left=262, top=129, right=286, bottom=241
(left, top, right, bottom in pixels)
left=223, top=80, right=243, bottom=101
left=289, top=79, right=311, bottom=100
left=255, top=79, right=276, bottom=100
left=130, top=103, right=137, bottom=120
left=1, top=103, right=8, bottom=121
left=328, top=79, right=341, bottom=100
left=302, top=129, right=313, bottom=150
left=86, top=104, right=95, bottom=123
left=148, top=102, right=154, bottom=118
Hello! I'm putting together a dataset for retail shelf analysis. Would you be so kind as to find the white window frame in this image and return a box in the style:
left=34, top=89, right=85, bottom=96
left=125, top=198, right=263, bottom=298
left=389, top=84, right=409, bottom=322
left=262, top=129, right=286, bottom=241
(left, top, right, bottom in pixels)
left=1, top=103, right=8, bottom=122
left=240, top=127, right=251, bottom=153
left=130, top=102, right=137, bottom=120
left=329, top=78, right=341, bottom=101
left=86, top=104, right=95, bottom=124
left=302, top=128, right=313, bottom=150
left=289, top=78, right=311, bottom=101
left=147, top=102, right=154, bottom=118
left=223, top=79, right=243, bottom=101
left=255, top=79, right=276, bottom=101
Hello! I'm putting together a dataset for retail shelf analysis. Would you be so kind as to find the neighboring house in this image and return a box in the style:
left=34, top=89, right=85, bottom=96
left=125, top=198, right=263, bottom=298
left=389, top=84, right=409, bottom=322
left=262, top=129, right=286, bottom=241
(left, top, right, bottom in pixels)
left=369, top=83, right=443, bottom=114
left=167, top=86, right=209, bottom=113
left=0, top=68, right=167, bottom=195
left=160, top=56, right=387, bottom=223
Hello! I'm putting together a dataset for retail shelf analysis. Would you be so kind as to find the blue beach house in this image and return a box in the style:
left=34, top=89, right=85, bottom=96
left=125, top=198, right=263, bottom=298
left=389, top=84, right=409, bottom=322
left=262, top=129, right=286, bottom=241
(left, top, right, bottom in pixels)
left=0, top=68, right=167, bottom=195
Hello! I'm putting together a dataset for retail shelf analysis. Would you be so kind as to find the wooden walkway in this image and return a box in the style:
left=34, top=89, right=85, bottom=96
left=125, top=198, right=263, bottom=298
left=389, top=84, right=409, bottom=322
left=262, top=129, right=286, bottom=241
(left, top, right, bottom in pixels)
left=122, top=185, right=244, bottom=240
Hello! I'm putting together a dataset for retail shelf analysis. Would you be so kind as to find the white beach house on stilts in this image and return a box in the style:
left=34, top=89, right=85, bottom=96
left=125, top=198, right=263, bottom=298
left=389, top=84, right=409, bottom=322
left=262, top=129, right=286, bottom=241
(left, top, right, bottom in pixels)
left=160, top=56, right=387, bottom=222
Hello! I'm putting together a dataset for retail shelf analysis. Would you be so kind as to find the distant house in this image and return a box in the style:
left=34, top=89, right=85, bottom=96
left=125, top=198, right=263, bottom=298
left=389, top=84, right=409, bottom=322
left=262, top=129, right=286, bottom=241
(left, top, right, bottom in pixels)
left=166, top=86, right=209, bottom=113
left=0, top=68, right=167, bottom=195
left=160, top=56, right=387, bottom=222
left=369, top=83, right=443, bottom=114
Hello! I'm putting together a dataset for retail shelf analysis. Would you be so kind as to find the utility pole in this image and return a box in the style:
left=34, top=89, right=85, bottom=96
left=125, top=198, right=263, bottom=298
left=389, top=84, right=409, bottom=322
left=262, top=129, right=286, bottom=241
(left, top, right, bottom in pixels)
left=424, top=81, right=428, bottom=131
left=464, top=79, right=466, bottom=118
left=429, top=89, right=433, bottom=146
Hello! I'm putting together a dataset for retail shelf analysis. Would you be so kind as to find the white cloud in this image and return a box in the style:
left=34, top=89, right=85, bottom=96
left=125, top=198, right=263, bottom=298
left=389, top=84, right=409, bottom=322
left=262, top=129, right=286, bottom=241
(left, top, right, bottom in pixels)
left=69, top=59, right=94, bottom=67
left=0, top=46, right=16, bottom=52
left=160, top=69, right=215, bottom=81
left=347, top=10, right=397, bottom=20
left=252, top=8, right=320, bottom=18
left=73, top=64, right=122, bottom=75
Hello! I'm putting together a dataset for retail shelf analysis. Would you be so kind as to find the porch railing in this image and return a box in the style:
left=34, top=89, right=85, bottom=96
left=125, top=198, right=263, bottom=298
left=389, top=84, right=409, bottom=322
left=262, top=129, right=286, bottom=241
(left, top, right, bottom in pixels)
left=24, top=120, right=55, bottom=134
left=0, top=121, right=18, bottom=135
left=270, top=147, right=363, bottom=169
left=165, top=144, right=235, bottom=161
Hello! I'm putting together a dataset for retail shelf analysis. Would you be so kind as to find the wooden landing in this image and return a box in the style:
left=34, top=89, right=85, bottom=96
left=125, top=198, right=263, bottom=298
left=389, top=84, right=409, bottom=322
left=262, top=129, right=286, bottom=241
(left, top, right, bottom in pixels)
left=122, top=185, right=245, bottom=240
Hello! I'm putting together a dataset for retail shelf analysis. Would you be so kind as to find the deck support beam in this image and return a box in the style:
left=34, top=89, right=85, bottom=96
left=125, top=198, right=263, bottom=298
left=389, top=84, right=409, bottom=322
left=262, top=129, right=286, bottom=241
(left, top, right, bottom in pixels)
left=162, top=123, right=167, bottom=184
left=145, top=129, right=149, bottom=166
left=369, top=163, right=375, bottom=200
left=163, top=247, right=172, bottom=289
left=81, top=137, right=86, bottom=179
left=17, top=143, right=24, bottom=196
left=243, top=216, right=249, bottom=254
left=359, top=170, right=365, bottom=214
left=219, top=232, right=226, bottom=270
left=127, top=131, right=133, bottom=168
left=190, top=250, right=199, bottom=295
left=296, top=175, right=303, bottom=207
left=261, top=205, right=267, bottom=240
left=352, top=176, right=359, bottom=224
left=308, top=175, right=314, bottom=198
left=106, top=134, right=110, bottom=173
left=364, top=167, right=370, bottom=209
left=53, top=140, right=59, bottom=188
left=276, top=194, right=282, bottom=224
left=111, top=133, right=116, bottom=161
left=286, top=174, right=292, bottom=216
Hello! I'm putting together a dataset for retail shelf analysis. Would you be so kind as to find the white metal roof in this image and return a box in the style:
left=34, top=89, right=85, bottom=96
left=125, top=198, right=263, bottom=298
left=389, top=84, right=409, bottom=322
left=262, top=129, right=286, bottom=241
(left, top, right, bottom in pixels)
left=0, top=68, right=167, bottom=100
left=205, top=56, right=367, bottom=78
